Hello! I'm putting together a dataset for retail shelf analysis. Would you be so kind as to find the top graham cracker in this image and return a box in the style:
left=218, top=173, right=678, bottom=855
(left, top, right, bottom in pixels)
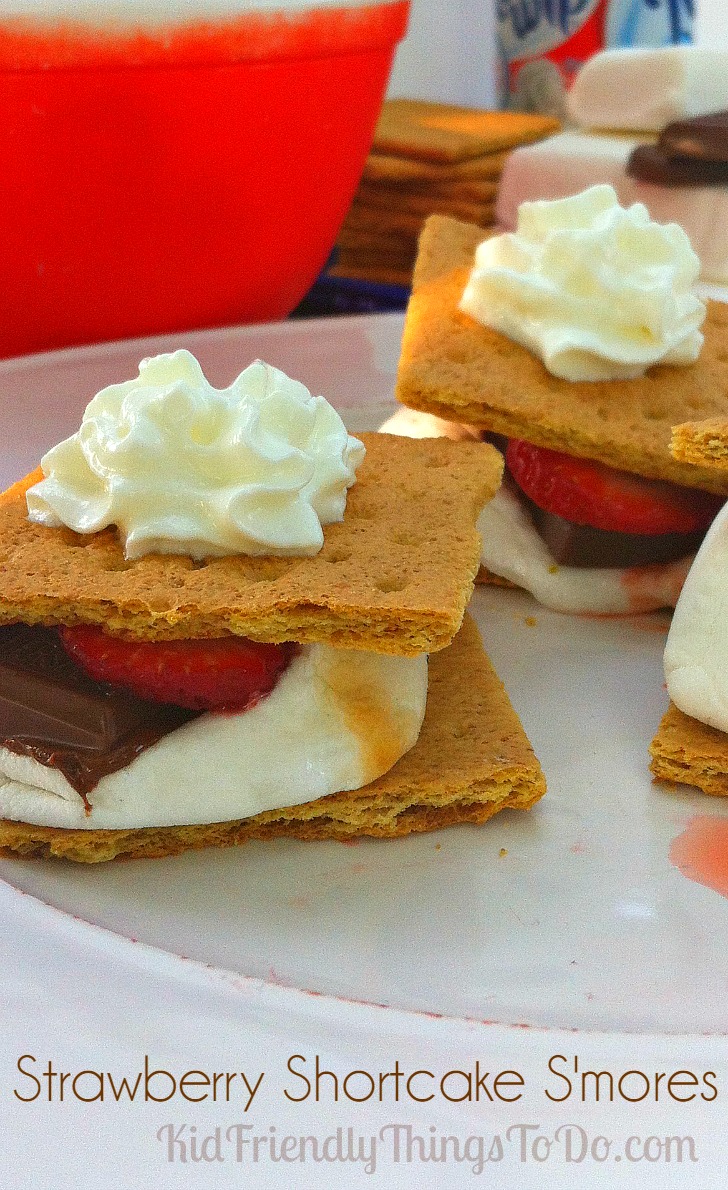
left=395, top=215, right=728, bottom=497
left=373, top=99, right=560, bottom=164
left=0, top=433, right=502, bottom=656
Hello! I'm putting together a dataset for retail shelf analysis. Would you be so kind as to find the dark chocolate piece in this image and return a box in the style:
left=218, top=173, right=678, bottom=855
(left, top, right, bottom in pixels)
left=0, top=624, right=197, bottom=798
left=525, top=500, right=705, bottom=569
left=659, top=110, right=728, bottom=164
left=627, top=143, right=728, bottom=187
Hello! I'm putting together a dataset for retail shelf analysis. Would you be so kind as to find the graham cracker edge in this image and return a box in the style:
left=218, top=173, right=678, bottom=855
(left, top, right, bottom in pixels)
left=0, top=784, right=541, bottom=864
left=671, top=420, right=728, bottom=471
left=650, top=700, right=728, bottom=797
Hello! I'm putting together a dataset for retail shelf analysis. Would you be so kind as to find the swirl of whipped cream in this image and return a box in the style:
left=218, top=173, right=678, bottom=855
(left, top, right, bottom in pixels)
left=26, top=349, right=365, bottom=560
left=460, top=184, right=706, bottom=382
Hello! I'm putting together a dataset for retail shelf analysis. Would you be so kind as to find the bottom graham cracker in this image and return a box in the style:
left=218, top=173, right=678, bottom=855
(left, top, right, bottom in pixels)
left=650, top=701, right=728, bottom=797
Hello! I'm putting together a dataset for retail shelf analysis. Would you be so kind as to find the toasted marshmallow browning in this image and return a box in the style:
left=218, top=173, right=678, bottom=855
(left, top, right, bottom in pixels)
left=26, top=350, right=365, bottom=560
left=0, top=643, right=428, bottom=830
left=665, top=502, right=728, bottom=732
left=460, top=185, right=706, bottom=382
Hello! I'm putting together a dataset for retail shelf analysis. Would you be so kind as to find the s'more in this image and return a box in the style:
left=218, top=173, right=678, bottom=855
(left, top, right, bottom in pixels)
left=0, top=350, right=545, bottom=862
left=390, top=185, right=728, bottom=616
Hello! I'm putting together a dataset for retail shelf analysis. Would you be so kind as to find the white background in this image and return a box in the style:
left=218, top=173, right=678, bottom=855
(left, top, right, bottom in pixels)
left=387, top=0, right=499, bottom=107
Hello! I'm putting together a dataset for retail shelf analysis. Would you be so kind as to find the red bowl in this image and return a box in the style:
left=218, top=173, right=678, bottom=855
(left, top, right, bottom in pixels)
left=0, top=1, right=409, bottom=357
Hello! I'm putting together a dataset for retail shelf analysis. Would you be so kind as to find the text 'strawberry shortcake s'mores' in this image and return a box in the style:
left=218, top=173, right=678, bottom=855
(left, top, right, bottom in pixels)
left=0, top=350, right=545, bottom=862
left=392, top=184, right=728, bottom=615
left=651, top=416, right=728, bottom=796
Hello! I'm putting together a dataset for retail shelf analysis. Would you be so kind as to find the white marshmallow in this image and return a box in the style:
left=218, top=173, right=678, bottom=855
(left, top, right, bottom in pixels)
left=496, top=132, right=728, bottom=284
left=496, top=132, right=642, bottom=231
left=665, top=502, right=728, bottom=732
left=568, top=48, right=728, bottom=133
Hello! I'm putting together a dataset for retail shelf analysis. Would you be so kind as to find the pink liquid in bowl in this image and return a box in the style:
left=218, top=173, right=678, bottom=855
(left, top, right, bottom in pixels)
left=0, top=1, right=409, bottom=357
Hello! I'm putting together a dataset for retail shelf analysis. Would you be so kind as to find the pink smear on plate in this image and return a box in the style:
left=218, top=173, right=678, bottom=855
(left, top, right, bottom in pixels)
left=670, top=816, right=728, bottom=898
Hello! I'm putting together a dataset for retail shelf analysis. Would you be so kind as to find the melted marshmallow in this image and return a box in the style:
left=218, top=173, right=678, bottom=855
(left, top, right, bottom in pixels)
left=460, top=184, right=706, bottom=382
left=477, top=483, right=691, bottom=616
left=0, top=643, right=428, bottom=830
left=26, top=350, right=365, bottom=561
left=665, top=502, right=728, bottom=732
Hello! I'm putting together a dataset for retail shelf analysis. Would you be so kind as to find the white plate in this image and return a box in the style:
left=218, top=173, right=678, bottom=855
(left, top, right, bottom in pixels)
left=1, top=312, right=727, bottom=1037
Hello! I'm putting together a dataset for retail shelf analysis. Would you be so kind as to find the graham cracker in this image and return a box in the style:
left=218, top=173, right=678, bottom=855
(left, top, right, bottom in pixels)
left=359, top=176, right=499, bottom=204
left=336, top=237, right=416, bottom=260
left=336, top=230, right=417, bottom=260
left=363, top=150, right=509, bottom=185
left=0, top=616, right=547, bottom=862
left=352, top=186, right=496, bottom=226
left=671, top=418, right=728, bottom=470
left=374, top=99, right=560, bottom=164
left=333, top=254, right=416, bottom=281
left=343, top=198, right=494, bottom=243
left=422, top=180, right=500, bottom=205
left=328, top=261, right=413, bottom=289
left=0, top=433, right=502, bottom=655
left=343, top=203, right=425, bottom=239
left=337, top=221, right=417, bottom=248
left=396, top=215, right=728, bottom=496
left=650, top=701, right=728, bottom=796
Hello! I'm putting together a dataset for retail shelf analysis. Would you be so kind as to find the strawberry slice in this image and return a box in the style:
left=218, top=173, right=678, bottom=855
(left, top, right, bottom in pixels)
left=506, top=439, right=724, bottom=536
left=59, top=626, right=295, bottom=712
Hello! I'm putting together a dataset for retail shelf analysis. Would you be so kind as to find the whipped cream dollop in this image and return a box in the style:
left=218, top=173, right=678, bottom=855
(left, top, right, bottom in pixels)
left=380, top=407, right=692, bottom=615
left=664, top=503, right=728, bottom=731
left=460, top=184, right=706, bottom=382
left=26, top=349, right=365, bottom=560
left=0, top=643, right=428, bottom=830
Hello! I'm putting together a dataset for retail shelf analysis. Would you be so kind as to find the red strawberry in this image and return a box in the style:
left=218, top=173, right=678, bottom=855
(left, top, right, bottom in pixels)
left=59, top=626, right=295, bottom=712
left=506, top=439, right=724, bottom=536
